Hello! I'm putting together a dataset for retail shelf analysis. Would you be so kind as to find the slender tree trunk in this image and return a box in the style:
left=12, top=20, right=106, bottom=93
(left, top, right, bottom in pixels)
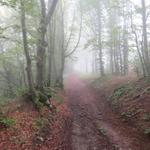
left=47, top=17, right=55, bottom=87
left=122, top=0, right=129, bottom=75
left=97, top=1, right=104, bottom=76
left=110, top=46, right=114, bottom=74
left=141, top=0, right=150, bottom=76
left=113, top=36, right=120, bottom=75
left=130, top=2, right=146, bottom=77
left=20, top=0, right=34, bottom=94
left=60, top=9, right=65, bottom=88
left=119, top=42, right=123, bottom=75
left=36, top=0, right=47, bottom=90
left=123, top=25, right=129, bottom=75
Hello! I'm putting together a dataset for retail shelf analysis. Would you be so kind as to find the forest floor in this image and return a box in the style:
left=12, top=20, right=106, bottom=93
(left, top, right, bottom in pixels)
left=1, top=74, right=150, bottom=149
left=0, top=93, right=72, bottom=150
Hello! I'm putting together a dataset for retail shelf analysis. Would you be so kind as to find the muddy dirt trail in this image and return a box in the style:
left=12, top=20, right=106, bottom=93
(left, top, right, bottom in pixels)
left=65, top=75, right=150, bottom=150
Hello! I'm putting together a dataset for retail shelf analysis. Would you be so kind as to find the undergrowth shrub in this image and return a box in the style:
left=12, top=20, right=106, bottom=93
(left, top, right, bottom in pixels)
left=110, top=84, right=133, bottom=106
left=0, top=117, right=16, bottom=127
left=113, top=84, right=132, bottom=98
left=35, top=117, right=49, bottom=129
left=144, top=128, right=150, bottom=136
left=143, top=112, right=150, bottom=121
left=0, top=96, right=12, bottom=106
left=16, top=87, right=28, bottom=96
left=30, top=89, right=52, bottom=110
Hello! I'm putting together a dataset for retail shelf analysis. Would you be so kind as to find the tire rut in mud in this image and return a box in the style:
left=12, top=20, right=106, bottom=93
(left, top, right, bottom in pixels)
left=66, top=80, right=114, bottom=150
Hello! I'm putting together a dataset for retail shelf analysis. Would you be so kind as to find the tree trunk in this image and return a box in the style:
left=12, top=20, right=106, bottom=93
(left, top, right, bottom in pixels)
left=97, top=1, right=105, bottom=76
left=20, top=0, right=34, bottom=94
left=36, top=0, right=58, bottom=89
left=141, top=0, right=150, bottom=76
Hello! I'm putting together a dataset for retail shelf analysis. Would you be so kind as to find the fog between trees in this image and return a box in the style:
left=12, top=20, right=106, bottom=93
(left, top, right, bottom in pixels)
left=0, top=0, right=150, bottom=100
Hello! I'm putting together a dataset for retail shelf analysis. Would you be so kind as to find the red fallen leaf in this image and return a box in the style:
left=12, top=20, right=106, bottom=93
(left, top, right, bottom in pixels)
left=0, top=93, right=72, bottom=150
left=0, top=142, right=5, bottom=149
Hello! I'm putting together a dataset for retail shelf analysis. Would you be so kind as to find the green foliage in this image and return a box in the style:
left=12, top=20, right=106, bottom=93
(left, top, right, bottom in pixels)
left=121, top=108, right=142, bottom=120
left=113, top=84, right=132, bottom=98
left=110, top=84, right=133, bottom=106
left=53, top=94, right=64, bottom=105
left=16, top=87, right=28, bottom=96
left=0, top=0, right=18, bottom=8
left=84, top=38, right=97, bottom=49
left=144, top=78, right=150, bottom=83
left=109, top=0, right=120, bottom=8
left=144, top=128, right=150, bottom=136
left=0, top=96, right=12, bottom=106
left=143, top=112, right=150, bottom=122
left=33, top=89, right=52, bottom=110
left=35, top=117, right=49, bottom=129
left=135, top=6, right=142, bottom=14
left=79, top=0, right=109, bottom=15
left=121, top=111, right=133, bottom=118
left=38, top=92, right=48, bottom=104
left=33, top=93, right=44, bottom=110
left=0, top=117, right=16, bottom=127
left=25, top=0, right=40, bottom=17
left=79, top=0, right=98, bottom=11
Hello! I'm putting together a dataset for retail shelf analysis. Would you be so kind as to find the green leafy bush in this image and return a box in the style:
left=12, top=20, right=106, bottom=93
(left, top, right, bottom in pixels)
left=16, top=87, right=28, bottom=96
left=113, top=85, right=132, bottom=98
left=0, top=117, right=16, bottom=127
left=110, top=84, right=133, bottom=105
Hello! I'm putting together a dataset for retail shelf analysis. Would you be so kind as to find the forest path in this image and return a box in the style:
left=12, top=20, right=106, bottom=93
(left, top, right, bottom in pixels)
left=65, top=75, right=150, bottom=150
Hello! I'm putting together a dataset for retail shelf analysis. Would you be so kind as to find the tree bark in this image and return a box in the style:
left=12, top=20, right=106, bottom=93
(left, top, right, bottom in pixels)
left=20, top=0, right=34, bottom=94
left=141, top=0, right=150, bottom=76
left=36, top=0, right=58, bottom=89
left=97, top=1, right=105, bottom=76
